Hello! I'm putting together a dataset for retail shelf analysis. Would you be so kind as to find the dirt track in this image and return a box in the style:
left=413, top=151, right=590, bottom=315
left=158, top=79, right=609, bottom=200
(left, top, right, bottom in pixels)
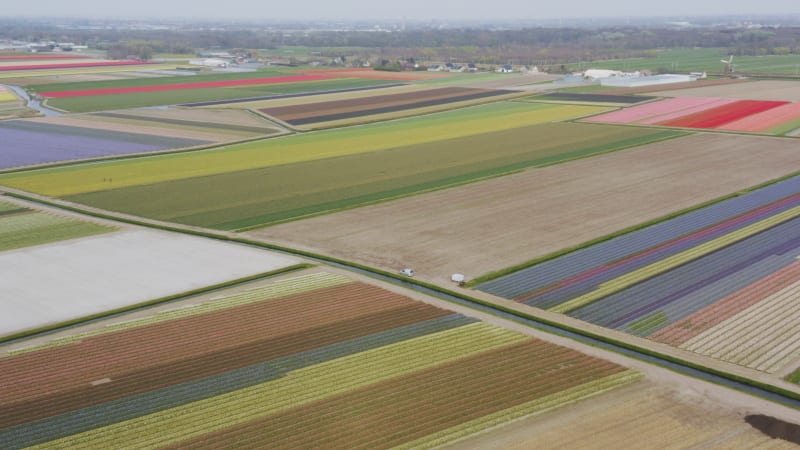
left=253, top=133, right=800, bottom=285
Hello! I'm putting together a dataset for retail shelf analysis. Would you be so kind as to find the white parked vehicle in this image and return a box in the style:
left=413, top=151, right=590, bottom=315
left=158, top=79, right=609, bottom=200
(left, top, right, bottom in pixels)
left=400, top=268, right=415, bottom=277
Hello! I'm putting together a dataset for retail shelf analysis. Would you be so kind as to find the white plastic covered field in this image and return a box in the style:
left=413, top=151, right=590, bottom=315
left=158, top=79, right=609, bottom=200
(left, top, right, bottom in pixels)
left=0, top=229, right=298, bottom=336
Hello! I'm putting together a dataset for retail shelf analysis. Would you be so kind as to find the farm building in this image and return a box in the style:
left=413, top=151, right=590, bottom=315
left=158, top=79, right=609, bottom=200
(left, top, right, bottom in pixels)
left=600, top=73, right=696, bottom=87
left=583, top=69, right=624, bottom=79
left=189, top=58, right=229, bottom=68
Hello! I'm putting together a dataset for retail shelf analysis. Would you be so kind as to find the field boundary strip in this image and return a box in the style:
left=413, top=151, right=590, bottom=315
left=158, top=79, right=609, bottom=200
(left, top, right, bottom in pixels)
left=0, top=262, right=313, bottom=345
left=3, top=188, right=800, bottom=408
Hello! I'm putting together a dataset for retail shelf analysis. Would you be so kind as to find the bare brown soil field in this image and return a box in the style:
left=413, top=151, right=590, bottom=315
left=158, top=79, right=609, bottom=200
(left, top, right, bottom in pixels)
left=601, top=77, right=749, bottom=95
left=461, top=73, right=561, bottom=90
left=18, top=115, right=240, bottom=142
left=254, top=133, right=800, bottom=284
left=0, top=282, right=449, bottom=427
left=448, top=380, right=797, bottom=449
left=653, top=80, right=800, bottom=101
left=166, top=340, right=624, bottom=449
left=113, top=107, right=277, bottom=128
left=304, top=68, right=454, bottom=81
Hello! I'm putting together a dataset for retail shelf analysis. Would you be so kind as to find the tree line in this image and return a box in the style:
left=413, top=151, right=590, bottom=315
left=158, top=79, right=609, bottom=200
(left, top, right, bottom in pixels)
left=1, top=19, right=798, bottom=64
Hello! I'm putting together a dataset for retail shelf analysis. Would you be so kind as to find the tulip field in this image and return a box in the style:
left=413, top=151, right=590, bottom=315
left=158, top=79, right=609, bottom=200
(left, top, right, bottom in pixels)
left=3, top=48, right=800, bottom=447
left=0, top=202, right=115, bottom=252
left=37, top=74, right=330, bottom=98
left=259, top=86, right=521, bottom=128
left=0, top=102, right=676, bottom=230
left=0, top=271, right=638, bottom=449
left=478, top=174, right=800, bottom=373
left=0, top=119, right=211, bottom=169
left=0, top=60, right=150, bottom=72
left=585, top=96, right=800, bottom=134
left=31, top=68, right=396, bottom=112
left=0, top=85, right=17, bottom=103
left=0, top=54, right=90, bottom=61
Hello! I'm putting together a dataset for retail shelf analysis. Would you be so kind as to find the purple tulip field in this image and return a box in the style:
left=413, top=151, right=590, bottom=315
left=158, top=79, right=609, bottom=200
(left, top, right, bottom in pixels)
left=0, top=121, right=210, bottom=169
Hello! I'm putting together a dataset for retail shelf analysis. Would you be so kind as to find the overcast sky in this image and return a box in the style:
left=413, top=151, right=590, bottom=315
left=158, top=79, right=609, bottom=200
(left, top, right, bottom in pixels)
left=9, top=0, right=800, bottom=21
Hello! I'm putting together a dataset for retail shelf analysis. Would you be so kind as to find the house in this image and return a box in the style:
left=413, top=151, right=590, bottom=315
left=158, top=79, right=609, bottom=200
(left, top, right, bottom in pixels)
left=496, top=65, right=514, bottom=73
left=427, top=64, right=443, bottom=72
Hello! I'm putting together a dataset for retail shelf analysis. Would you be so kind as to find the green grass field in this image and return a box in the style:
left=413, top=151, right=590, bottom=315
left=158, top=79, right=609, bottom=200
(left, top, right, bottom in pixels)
left=44, top=78, right=395, bottom=112
left=0, top=102, right=608, bottom=197
left=413, top=72, right=506, bottom=86
left=770, top=118, right=800, bottom=136
left=0, top=210, right=116, bottom=251
left=64, top=123, right=679, bottom=230
left=0, top=201, right=26, bottom=215
left=569, top=48, right=800, bottom=75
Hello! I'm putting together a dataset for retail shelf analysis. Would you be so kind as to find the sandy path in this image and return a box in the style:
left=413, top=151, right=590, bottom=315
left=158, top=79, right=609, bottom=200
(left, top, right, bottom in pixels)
left=254, top=133, right=800, bottom=285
